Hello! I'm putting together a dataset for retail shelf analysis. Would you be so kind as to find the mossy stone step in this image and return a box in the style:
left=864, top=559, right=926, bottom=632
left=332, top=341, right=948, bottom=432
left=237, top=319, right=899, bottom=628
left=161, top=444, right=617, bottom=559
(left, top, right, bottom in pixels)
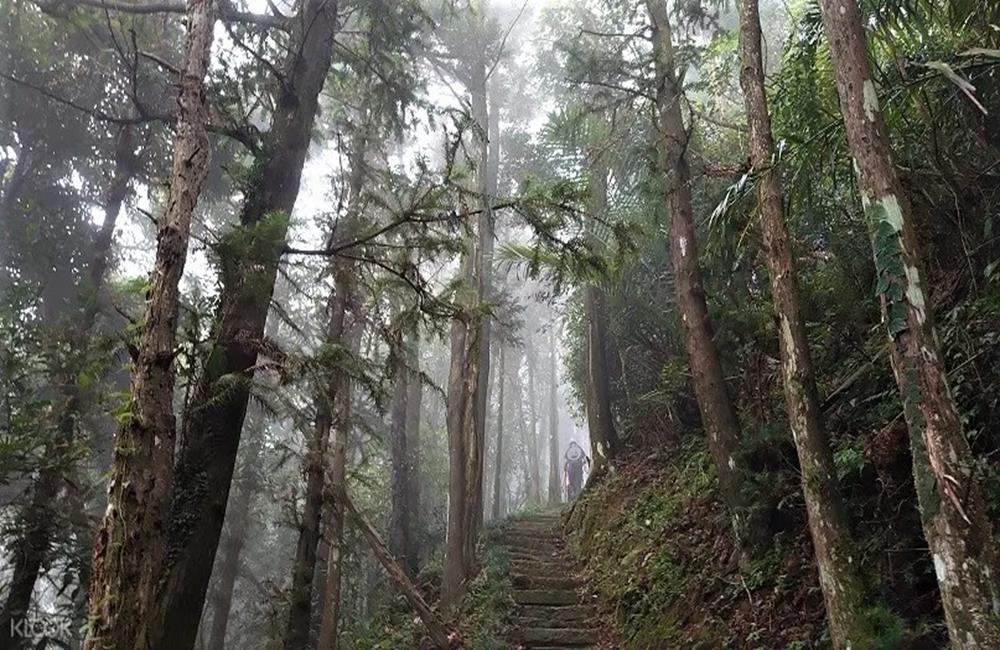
left=513, top=589, right=581, bottom=606
left=517, top=604, right=596, bottom=623
left=506, top=548, right=571, bottom=559
left=512, top=574, right=583, bottom=590
left=508, top=559, right=578, bottom=573
left=502, top=538, right=563, bottom=551
left=508, top=555, right=576, bottom=567
left=520, top=627, right=598, bottom=646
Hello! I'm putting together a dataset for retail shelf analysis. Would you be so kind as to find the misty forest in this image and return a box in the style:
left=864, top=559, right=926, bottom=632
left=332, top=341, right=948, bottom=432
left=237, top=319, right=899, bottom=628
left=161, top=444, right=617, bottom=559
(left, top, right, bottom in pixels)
left=2, top=0, right=1000, bottom=648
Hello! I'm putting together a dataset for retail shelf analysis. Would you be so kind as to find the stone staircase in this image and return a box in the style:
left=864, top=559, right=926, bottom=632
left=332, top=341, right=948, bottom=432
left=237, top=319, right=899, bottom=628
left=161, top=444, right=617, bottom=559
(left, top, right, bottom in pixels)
left=500, top=512, right=601, bottom=649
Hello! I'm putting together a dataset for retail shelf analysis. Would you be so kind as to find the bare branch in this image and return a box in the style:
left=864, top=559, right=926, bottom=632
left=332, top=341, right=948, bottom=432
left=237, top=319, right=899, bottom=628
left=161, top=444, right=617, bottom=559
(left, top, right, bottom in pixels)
left=46, top=0, right=289, bottom=30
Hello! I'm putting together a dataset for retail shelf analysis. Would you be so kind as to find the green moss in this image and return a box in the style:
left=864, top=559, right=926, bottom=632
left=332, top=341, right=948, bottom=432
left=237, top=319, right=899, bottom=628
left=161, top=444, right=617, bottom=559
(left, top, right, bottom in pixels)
left=864, top=604, right=906, bottom=649
left=566, top=441, right=722, bottom=647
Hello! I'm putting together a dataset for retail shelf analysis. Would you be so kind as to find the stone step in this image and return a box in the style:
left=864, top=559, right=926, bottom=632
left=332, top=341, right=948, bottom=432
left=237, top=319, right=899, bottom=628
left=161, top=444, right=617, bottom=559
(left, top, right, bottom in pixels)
left=509, top=561, right=578, bottom=575
left=509, top=523, right=561, bottom=531
left=502, top=530, right=561, bottom=539
left=506, top=548, right=570, bottom=557
left=510, top=568, right=578, bottom=582
left=513, top=589, right=581, bottom=606
left=520, top=627, right=598, bottom=646
left=507, top=549, right=576, bottom=569
left=507, top=554, right=575, bottom=566
left=513, top=574, right=583, bottom=591
left=508, top=528, right=562, bottom=540
left=517, top=604, right=596, bottom=624
left=510, top=519, right=560, bottom=525
left=502, top=538, right=563, bottom=551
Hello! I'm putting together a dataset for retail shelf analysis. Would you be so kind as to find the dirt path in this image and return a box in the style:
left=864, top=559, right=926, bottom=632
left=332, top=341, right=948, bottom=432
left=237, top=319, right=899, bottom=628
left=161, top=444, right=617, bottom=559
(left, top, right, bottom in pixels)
left=500, top=512, right=601, bottom=649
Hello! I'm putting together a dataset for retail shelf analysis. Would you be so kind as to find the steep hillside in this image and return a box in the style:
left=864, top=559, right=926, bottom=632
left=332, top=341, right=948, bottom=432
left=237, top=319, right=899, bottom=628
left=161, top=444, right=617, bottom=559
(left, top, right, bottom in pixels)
left=563, top=441, right=947, bottom=649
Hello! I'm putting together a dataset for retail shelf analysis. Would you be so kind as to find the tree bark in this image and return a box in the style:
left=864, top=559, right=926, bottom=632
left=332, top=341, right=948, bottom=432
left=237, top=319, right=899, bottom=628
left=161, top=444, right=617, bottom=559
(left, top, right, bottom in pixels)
left=818, top=1, right=1000, bottom=645
left=85, top=0, right=218, bottom=646
left=315, top=312, right=360, bottom=650
left=583, top=150, right=621, bottom=473
left=283, top=354, right=338, bottom=650
left=524, top=343, right=542, bottom=505
left=509, top=349, right=536, bottom=505
left=388, top=334, right=412, bottom=575
left=490, top=346, right=506, bottom=520
left=206, top=429, right=262, bottom=650
left=735, top=1, right=875, bottom=645
left=547, top=324, right=561, bottom=505
left=645, top=0, right=762, bottom=556
left=338, top=487, right=459, bottom=649
left=466, top=56, right=498, bottom=572
left=404, top=339, right=423, bottom=576
left=155, top=2, right=339, bottom=646
left=442, top=270, right=480, bottom=605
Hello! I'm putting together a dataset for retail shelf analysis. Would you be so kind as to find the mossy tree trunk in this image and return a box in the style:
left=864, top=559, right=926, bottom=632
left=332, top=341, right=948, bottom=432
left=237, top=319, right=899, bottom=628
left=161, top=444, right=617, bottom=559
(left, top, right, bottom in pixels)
left=735, top=0, right=875, bottom=645
left=818, top=0, right=1000, bottom=646
left=583, top=149, right=622, bottom=474
left=155, top=2, right=340, bottom=646
left=84, top=1, right=218, bottom=646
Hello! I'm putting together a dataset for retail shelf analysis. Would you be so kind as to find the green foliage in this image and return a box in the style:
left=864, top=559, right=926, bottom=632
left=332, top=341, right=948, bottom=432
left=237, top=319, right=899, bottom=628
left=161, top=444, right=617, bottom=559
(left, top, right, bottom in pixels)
left=352, top=529, right=513, bottom=650
left=863, top=604, right=906, bottom=650
left=565, top=441, right=716, bottom=647
left=212, top=210, right=291, bottom=288
left=459, top=529, right=515, bottom=649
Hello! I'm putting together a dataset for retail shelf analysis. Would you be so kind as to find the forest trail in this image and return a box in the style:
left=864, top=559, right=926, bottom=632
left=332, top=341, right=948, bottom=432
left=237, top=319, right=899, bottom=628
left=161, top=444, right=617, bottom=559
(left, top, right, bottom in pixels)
left=500, top=512, right=602, bottom=649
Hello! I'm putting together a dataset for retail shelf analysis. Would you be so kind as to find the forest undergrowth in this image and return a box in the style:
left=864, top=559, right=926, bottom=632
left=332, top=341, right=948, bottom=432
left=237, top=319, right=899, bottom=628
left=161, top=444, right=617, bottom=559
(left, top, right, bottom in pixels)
left=565, top=437, right=960, bottom=649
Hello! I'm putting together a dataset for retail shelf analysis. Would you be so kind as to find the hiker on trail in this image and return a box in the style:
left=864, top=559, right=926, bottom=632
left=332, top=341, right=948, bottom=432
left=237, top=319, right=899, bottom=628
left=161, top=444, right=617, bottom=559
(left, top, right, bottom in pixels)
left=563, top=441, right=590, bottom=501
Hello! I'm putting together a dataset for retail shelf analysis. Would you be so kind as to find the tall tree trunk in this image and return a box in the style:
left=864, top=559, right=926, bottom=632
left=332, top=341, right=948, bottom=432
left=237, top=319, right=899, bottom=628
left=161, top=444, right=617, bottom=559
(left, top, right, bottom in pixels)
left=583, top=150, right=621, bottom=474
left=404, top=339, right=423, bottom=576
left=547, top=324, right=561, bottom=505
left=203, top=324, right=285, bottom=643
left=645, top=0, right=762, bottom=556
left=818, top=1, right=1000, bottom=645
left=443, top=227, right=483, bottom=604
left=735, top=1, right=874, bottom=645
left=466, top=58, right=498, bottom=571
left=388, top=335, right=412, bottom=575
left=315, top=310, right=360, bottom=650
left=0, top=128, right=138, bottom=649
left=524, top=343, right=542, bottom=505
left=283, top=365, right=338, bottom=649
left=206, top=428, right=263, bottom=650
left=442, top=274, right=480, bottom=605
left=157, top=3, right=339, bottom=646
left=85, top=1, right=218, bottom=646
left=509, top=350, right=537, bottom=505
left=490, top=346, right=506, bottom=520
